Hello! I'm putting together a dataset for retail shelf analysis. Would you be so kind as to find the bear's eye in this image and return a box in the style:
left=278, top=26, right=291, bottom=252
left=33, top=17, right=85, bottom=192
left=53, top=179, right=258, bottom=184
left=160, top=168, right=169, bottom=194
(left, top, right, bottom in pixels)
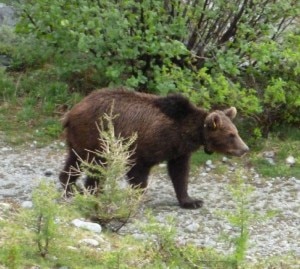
left=229, top=133, right=236, bottom=139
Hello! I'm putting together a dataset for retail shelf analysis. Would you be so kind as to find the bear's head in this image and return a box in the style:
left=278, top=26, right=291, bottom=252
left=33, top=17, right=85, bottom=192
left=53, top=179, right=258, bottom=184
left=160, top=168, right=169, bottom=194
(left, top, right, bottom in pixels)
left=203, top=107, right=249, bottom=157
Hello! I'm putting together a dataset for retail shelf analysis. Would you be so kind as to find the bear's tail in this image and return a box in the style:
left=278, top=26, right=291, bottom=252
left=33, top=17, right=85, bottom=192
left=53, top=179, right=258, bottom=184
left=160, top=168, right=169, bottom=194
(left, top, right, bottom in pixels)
left=60, top=112, right=70, bottom=129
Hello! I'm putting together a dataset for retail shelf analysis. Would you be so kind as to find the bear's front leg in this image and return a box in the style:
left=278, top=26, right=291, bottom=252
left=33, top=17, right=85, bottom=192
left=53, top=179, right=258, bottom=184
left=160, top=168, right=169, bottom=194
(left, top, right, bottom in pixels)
left=167, top=155, right=203, bottom=209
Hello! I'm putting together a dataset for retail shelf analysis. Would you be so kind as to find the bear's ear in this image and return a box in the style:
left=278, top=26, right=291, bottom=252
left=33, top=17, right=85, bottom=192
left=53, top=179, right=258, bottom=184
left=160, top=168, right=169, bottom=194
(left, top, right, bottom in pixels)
left=224, top=107, right=237, bottom=120
left=205, top=112, right=222, bottom=130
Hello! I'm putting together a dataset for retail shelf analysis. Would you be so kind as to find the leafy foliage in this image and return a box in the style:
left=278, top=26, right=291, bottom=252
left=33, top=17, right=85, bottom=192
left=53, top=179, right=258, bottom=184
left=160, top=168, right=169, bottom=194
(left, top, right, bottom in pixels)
left=23, top=180, right=61, bottom=257
left=5, top=0, right=300, bottom=135
left=250, top=129, right=300, bottom=178
left=0, top=67, right=15, bottom=101
left=217, top=171, right=264, bottom=267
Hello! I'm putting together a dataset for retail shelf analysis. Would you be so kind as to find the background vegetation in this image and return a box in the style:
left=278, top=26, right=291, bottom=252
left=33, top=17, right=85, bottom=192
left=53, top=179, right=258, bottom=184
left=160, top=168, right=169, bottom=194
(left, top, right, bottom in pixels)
left=0, top=1, right=299, bottom=268
left=0, top=0, right=299, bottom=140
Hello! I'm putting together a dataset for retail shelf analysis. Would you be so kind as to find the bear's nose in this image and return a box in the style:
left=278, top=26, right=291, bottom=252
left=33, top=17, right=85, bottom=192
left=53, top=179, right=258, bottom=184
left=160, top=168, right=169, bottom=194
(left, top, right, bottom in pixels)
left=240, top=144, right=249, bottom=156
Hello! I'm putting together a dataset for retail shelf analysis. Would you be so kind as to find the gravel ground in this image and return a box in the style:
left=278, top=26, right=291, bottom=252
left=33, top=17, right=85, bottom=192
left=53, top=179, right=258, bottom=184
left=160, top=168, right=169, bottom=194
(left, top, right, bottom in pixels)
left=0, top=140, right=299, bottom=263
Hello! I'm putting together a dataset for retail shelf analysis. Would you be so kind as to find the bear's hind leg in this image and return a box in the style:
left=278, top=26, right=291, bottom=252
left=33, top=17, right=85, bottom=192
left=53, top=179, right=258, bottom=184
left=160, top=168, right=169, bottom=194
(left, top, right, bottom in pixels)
left=127, top=163, right=151, bottom=189
left=83, top=156, right=106, bottom=193
left=84, top=176, right=98, bottom=192
left=59, top=149, right=81, bottom=196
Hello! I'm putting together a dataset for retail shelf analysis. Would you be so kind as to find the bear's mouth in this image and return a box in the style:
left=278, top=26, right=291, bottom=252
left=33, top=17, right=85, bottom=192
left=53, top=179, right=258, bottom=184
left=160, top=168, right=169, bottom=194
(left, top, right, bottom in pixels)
left=225, top=149, right=249, bottom=157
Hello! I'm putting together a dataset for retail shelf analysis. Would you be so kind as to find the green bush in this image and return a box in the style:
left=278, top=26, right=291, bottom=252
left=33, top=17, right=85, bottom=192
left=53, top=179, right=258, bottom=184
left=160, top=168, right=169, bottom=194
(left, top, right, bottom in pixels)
left=72, top=111, right=142, bottom=230
left=8, top=0, right=300, bottom=134
left=0, top=68, right=16, bottom=101
left=23, top=180, right=61, bottom=257
left=140, top=213, right=239, bottom=269
left=0, top=243, right=22, bottom=269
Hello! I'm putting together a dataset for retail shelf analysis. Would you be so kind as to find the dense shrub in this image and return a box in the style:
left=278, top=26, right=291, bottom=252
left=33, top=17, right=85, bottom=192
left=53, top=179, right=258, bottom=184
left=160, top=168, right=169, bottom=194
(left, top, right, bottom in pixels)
left=7, top=0, right=300, bottom=134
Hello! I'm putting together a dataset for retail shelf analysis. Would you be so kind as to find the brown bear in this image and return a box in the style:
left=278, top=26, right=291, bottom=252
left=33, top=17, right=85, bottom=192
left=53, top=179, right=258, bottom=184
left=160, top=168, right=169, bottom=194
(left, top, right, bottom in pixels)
left=59, top=87, right=249, bottom=209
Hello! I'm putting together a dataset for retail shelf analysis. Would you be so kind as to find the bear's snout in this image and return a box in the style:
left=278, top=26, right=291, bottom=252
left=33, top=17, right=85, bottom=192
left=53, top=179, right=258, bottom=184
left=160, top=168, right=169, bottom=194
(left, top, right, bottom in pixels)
left=227, top=138, right=249, bottom=157
left=228, top=146, right=249, bottom=157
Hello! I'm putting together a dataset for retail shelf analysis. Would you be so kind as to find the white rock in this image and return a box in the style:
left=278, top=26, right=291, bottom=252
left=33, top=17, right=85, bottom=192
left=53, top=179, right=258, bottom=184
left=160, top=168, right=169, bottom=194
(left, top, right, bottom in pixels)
left=263, top=151, right=275, bottom=158
left=79, top=238, right=99, bottom=247
left=132, top=233, right=147, bottom=240
left=266, top=181, right=273, bottom=187
left=266, top=158, right=275, bottom=165
left=67, top=246, right=78, bottom=251
left=117, top=179, right=129, bottom=189
left=71, top=219, right=102, bottom=233
left=254, top=173, right=260, bottom=179
left=286, top=156, right=296, bottom=166
left=0, top=202, right=11, bottom=211
left=159, top=163, right=167, bottom=168
left=222, top=156, right=228, bottom=162
left=21, top=201, right=33, bottom=209
left=206, top=160, right=212, bottom=166
left=223, top=224, right=232, bottom=231
left=229, top=166, right=235, bottom=172
left=186, top=223, right=200, bottom=233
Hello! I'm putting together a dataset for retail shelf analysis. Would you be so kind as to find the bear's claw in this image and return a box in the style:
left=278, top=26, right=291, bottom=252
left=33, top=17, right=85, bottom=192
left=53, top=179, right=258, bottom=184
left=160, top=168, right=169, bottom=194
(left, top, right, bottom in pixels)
left=180, top=199, right=203, bottom=209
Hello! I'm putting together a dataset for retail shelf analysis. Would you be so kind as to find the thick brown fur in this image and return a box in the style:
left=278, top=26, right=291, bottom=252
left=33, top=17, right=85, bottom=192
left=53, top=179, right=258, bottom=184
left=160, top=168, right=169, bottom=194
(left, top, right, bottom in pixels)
left=59, top=87, right=249, bottom=209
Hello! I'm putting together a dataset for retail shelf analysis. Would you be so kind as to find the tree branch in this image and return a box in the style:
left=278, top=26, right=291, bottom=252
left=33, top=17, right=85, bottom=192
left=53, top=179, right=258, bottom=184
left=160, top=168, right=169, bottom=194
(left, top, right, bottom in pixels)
left=219, top=0, right=249, bottom=44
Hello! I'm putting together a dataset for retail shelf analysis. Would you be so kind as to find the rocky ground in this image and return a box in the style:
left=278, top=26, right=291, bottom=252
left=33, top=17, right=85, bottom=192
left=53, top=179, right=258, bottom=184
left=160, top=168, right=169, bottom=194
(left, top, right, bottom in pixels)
left=0, top=140, right=299, bottom=264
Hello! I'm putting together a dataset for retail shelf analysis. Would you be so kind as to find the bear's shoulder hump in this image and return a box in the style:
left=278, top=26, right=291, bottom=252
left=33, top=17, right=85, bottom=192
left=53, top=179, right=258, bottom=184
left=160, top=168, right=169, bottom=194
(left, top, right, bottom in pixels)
left=154, top=94, right=196, bottom=120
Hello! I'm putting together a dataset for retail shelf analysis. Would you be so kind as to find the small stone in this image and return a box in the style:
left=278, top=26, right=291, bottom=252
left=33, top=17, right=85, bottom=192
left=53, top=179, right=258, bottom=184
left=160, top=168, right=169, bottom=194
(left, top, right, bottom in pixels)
left=266, top=181, right=273, bottom=187
left=206, top=160, right=212, bottom=166
left=71, top=219, right=102, bottom=233
left=205, top=167, right=211, bottom=172
left=21, top=201, right=33, bottom=209
left=186, top=223, right=200, bottom=233
left=222, top=156, right=228, bottom=162
left=67, top=246, right=78, bottom=251
left=263, top=151, right=275, bottom=158
left=44, top=170, right=53, bottom=177
left=0, top=202, right=11, bottom=211
left=117, top=179, right=128, bottom=189
left=229, top=165, right=236, bottom=172
left=286, top=156, right=296, bottom=166
left=266, top=158, right=275, bottom=165
left=223, top=224, right=232, bottom=231
left=78, top=238, right=99, bottom=247
left=132, top=233, right=147, bottom=240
